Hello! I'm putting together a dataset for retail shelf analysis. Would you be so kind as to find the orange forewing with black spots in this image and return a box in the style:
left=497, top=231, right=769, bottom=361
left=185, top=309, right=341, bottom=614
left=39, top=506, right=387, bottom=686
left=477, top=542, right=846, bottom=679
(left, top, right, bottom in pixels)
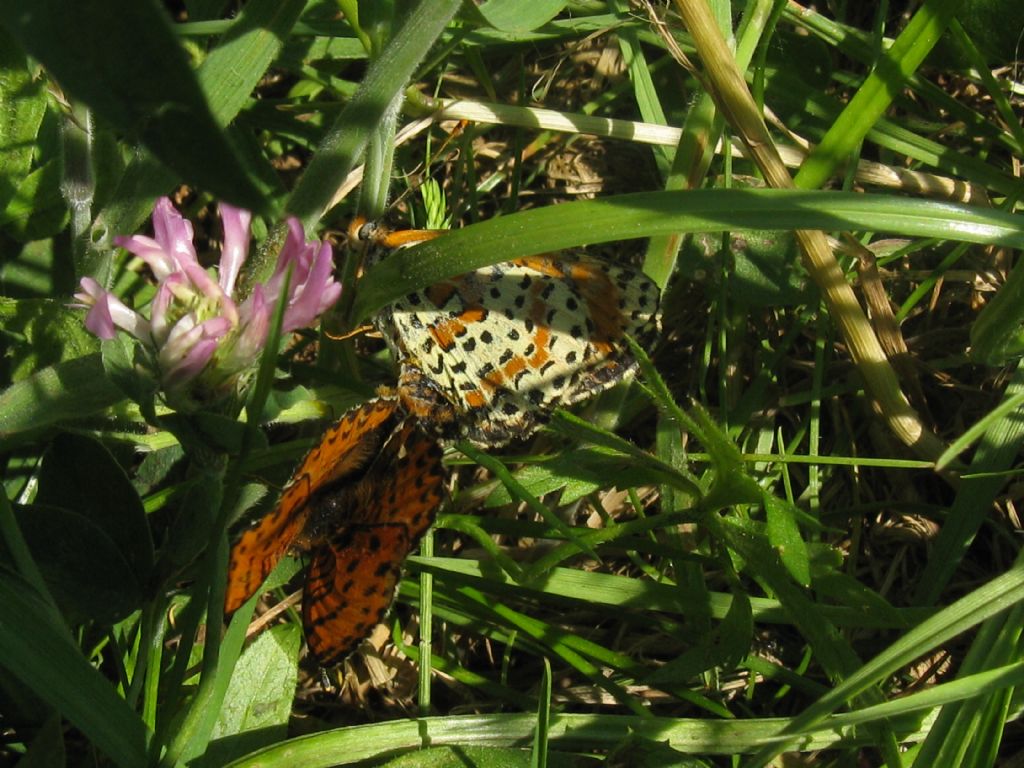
left=225, top=395, right=446, bottom=664
left=224, top=396, right=402, bottom=614
left=299, top=419, right=446, bottom=664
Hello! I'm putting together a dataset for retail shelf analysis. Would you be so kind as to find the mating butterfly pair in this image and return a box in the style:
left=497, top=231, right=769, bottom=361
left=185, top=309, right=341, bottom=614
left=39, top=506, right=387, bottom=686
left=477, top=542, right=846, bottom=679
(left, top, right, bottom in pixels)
left=224, top=394, right=443, bottom=664
left=225, top=221, right=660, bottom=664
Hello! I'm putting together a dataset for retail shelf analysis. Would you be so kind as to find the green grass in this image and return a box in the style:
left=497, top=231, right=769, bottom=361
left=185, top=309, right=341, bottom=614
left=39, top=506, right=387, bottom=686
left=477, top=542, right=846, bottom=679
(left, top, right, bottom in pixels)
left=2, top=1, right=1024, bottom=766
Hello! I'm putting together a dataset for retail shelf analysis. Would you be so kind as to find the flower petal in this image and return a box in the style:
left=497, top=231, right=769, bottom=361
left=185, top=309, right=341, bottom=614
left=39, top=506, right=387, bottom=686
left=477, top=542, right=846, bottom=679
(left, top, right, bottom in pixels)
left=218, top=202, right=252, bottom=296
left=151, top=197, right=198, bottom=271
left=74, top=277, right=151, bottom=341
left=283, top=241, right=341, bottom=332
left=228, top=286, right=270, bottom=370
left=115, top=234, right=176, bottom=280
left=159, top=315, right=232, bottom=386
left=163, top=338, right=219, bottom=389
left=150, top=274, right=187, bottom=345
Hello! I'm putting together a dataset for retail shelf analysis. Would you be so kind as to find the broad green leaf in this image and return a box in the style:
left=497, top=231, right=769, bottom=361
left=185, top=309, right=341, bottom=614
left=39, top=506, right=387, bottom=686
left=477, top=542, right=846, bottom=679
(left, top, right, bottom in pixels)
left=199, top=624, right=302, bottom=767
left=0, top=0, right=265, bottom=211
left=955, top=0, right=1024, bottom=65
left=36, top=433, right=153, bottom=584
left=0, top=354, right=124, bottom=441
left=13, top=503, right=143, bottom=625
left=0, top=157, right=67, bottom=240
left=680, top=230, right=811, bottom=308
left=91, top=0, right=306, bottom=255
left=223, top=710, right=934, bottom=766
left=0, top=299, right=99, bottom=381
left=16, top=710, right=65, bottom=768
left=718, top=589, right=755, bottom=669
left=0, top=25, right=48, bottom=190
left=132, top=444, right=186, bottom=496
left=471, top=0, right=567, bottom=33
left=0, top=240, right=61, bottom=297
left=380, top=746, right=542, bottom=767
left=0, top=27, right=63, bottom=242
left=160, top=412, right=251, bottom=457
left=156, top=459, right=226, bottom=580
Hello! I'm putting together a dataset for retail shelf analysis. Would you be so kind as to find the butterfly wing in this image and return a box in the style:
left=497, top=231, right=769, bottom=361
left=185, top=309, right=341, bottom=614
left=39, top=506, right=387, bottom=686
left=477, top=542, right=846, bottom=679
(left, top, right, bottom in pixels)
left=302, top=527, right=408, bottom=665
left=358, top=420, right=447, bottom=541
left=377, top=247, right=660, bottom=446
left=301, top=422, right=446, bottom=664
left=224, top=397, right=400, bottom=614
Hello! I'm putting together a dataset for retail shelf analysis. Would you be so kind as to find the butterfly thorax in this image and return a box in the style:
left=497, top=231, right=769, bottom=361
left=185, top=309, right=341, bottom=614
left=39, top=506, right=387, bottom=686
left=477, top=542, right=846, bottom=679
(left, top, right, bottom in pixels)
left=292, top=464, right=389, bottom=550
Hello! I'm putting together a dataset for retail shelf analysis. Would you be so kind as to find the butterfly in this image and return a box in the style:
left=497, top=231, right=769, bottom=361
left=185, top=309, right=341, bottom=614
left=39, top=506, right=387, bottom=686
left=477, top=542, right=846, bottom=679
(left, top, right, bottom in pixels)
left=351, top=219, right=661, bottom=447
left=224, top=394, right=446, bottom=665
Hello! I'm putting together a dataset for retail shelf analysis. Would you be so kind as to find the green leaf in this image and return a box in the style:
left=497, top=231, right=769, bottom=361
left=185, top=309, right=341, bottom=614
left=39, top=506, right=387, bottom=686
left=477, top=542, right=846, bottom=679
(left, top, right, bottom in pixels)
left=0, top=568, right=152, bottom=766
left=0, top=29, right=66, bottom=241
left=763, top=493, right=811, bottom=587
left=484, top=447, right=677, bottom=508
left=0, top=240, right=63, bottom=298
left=0, top=0, right=265, bottom=211
left=0, top=298, right=99, bottom=381
left=352, top=189, right=1024, bottom=323
left=718, top=589, right=755, bottom=669
left=16, top=710, right=65, bottom=768
left=155, top=461, right=226, bottom=581
left=680, top=230, right=811, bottom=308
left=471, top=0, right=567, bottom=33
left=0, top=354, right=125, bottom=441
left=794, top=0, right=961, bottom=190
left=35, top=433, right=154, bottom=584
left=604, top=734, right=700, bottom=768
left=380, top=745, right=542, bottom=768
left=222, top=710, right=931, bottom=766
left=970, top=253, right=1024, bottom=364
left=195, top=0, right=306, bottom=185
left=955, top=0, right=1024, bottom=65
left=99, top=335, right=159, bottom=413
left=0, top=157, right=67, bottom=240
left=812, top=573, right=906, bottom=629
left=547, top=412, right=701, bottom=496
left=198, top=624, right=302, bottom=767
left=13, top=503, right=143, bottom=625
left=161, top=412, right=251, bottom=457
left=91, top=0, right=309, bottom=246
left=0, top=25, right=48, bottom=192
left=643, top=589, right=753, bottom=685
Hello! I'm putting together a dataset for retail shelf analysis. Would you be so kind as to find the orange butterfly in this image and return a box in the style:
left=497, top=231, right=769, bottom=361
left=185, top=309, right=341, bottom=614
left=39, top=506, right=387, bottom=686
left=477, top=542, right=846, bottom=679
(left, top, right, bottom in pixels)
left=225, top=394, right=446, bottom=664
